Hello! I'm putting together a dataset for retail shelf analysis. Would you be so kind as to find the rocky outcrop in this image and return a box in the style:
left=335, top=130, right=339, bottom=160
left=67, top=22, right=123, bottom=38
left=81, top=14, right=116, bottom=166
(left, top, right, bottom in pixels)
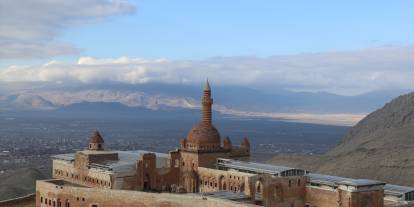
left=268, top=92, right=414, bottom=186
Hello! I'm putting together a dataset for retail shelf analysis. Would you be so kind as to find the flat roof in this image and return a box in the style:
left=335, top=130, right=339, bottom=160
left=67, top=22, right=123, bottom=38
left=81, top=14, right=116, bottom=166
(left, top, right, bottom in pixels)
left=309, top=173, right=385, bottom=187
left=197, top=191, right=250, bottom=202
left=384, top=184, right=414, bottom=196
left=52, top=150, right=169, bottom=173
left=217, top=158, right=306, bottom=176
left=52, top=153, right=75, bottom=162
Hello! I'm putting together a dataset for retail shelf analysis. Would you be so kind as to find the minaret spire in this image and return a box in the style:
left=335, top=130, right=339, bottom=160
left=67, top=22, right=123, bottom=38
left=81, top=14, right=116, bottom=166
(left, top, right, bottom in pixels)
left=202, top=79, right=213, bottom=124
left=204, top=78, right=211, bottom=91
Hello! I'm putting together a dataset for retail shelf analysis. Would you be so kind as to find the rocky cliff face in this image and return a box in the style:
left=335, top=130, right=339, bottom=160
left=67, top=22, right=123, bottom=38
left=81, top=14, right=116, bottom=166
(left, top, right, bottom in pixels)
left=268, top=92, right=414, bottom=186
left=328, top=92, right=414, bottom=156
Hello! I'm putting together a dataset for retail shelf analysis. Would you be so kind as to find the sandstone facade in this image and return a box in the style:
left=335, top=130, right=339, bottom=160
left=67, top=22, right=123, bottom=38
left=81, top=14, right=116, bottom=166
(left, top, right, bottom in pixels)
left=36, top=81, right=413, bottom=207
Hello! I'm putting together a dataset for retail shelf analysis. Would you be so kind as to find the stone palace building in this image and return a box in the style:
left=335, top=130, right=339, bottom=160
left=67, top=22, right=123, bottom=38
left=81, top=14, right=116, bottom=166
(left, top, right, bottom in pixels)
left=36, top=81, right=414, bottom=207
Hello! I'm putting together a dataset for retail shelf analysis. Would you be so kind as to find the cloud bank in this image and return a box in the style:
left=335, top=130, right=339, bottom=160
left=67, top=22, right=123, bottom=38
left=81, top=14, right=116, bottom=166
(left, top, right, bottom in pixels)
left=0, top=0, right=135, bottom=59
left=1, top=46, right=413, bottom=95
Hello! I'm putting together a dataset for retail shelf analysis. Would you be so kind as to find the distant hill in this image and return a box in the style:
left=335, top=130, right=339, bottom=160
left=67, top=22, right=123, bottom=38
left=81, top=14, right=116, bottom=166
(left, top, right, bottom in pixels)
left=52, top=101, right=200, bottom=119
left=0, top=101, right=204, bottom=122
left=0, top=82, right=407, bottom=113
left=0, top=168, right=45, bottom=201
left=268, top=91, right=414, bottom=186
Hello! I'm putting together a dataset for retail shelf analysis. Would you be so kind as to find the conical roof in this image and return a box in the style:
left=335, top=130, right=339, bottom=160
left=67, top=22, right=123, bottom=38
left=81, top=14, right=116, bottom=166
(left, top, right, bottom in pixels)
left=204, top=79, right=211, bottom=91
left=89, top=130, right=104, bottom=143
left=241, top=137, right=250, bottom=147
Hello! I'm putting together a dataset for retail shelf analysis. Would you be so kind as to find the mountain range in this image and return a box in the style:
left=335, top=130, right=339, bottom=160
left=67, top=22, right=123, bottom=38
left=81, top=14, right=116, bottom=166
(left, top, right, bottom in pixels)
left=0, top=82, right=409, bottom=125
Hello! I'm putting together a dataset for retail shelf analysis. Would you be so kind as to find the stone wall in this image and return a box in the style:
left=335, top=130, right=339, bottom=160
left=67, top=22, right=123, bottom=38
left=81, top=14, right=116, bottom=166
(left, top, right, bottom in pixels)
left=197, top=167, right=253, bottom=196
left=36, top=179, right=258, bottom=207
left=305, top=185, right=338, bottom=207
left=250, top=175, right=307, bottom=207
left=53, top=159, right=113, bottom=189
left=352, top=189, right=384, bottom=207
left=305, top=185, right=384, bottom=207
left=136, top=152, right=180, bottom=191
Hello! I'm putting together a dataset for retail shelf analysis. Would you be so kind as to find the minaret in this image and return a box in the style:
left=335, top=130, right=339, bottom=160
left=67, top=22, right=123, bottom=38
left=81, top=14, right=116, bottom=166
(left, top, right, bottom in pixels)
left=202, top=79, right=213, bottom=124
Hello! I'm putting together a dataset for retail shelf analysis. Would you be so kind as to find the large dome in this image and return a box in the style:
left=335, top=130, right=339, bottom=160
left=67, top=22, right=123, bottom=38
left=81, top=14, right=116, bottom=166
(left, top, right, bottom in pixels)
left=187, top=122, right=221, bottom=146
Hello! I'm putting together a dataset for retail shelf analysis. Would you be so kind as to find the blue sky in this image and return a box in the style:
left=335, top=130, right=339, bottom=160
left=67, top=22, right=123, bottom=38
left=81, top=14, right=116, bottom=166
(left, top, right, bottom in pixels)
left=58, top=0, right=414, bottom=59
left=0, top=0, right=413, bottom=95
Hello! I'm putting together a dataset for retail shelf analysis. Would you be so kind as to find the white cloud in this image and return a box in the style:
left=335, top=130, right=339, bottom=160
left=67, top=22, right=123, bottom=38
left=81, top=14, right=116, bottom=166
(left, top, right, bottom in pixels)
left=0, top=0, right=135, bottom=59
left=0, top=46, right=413, bottom=95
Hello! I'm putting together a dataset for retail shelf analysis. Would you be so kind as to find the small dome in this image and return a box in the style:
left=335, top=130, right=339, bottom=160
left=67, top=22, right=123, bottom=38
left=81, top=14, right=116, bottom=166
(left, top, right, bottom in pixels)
left=223, top=136, right=232, bottom=145
left=187, top=122, right=221, bottom=147
left=89, top=130, right=104, bottom=144
left=241, top=137, right=250, bottom=148
left=223, top=136, right=232, bottom=150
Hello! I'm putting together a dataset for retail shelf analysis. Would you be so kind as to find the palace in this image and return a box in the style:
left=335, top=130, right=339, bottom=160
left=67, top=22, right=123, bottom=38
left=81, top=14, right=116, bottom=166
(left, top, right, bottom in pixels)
left=36, top=81, right=414, bottom=207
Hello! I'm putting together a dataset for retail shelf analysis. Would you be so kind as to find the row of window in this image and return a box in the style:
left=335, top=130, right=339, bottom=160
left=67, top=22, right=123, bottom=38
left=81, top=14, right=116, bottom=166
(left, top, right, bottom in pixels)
left=54, top=169, right=111, bottom=187
left=405, top=192, right=414, bottom=201
left=201, top=180, right=218, bottom=188
left=185, top=144, right=220, bottom=151
left=84, top=176, right=111, bottom=187
left=199, top=179, right=244, bottom=192
left=40, top=196, right=98, bottom=207
left=40, top=197, right=69, bottom=207
left=229, top=175, right=242, bottom=180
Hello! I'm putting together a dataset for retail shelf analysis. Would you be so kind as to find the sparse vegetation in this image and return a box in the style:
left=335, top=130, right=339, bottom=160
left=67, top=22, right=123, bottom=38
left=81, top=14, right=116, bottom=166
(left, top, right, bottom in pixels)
left=6, top=200, right=35, bottom=207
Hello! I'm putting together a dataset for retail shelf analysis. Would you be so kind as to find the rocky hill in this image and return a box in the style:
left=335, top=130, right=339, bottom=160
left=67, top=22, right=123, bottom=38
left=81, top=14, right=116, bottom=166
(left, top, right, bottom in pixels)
left=0, top=168, right=45, bottom=201
left=268, top=92, right=414, bottom=186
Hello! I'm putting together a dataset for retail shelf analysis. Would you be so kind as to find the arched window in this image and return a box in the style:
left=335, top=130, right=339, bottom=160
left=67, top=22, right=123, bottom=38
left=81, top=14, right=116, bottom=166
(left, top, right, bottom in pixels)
left=255, top=180, right=263, bottom=193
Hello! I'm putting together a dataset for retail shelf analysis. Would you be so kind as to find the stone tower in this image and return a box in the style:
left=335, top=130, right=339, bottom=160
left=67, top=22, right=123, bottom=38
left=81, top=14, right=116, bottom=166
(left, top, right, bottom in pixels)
left=179, top=80, right=250, bottom=193
left=185, top=79, right=221, bottom=151
left=202, top=79, right=213, bottom=124
left=88, top=130, right=104, bottom=151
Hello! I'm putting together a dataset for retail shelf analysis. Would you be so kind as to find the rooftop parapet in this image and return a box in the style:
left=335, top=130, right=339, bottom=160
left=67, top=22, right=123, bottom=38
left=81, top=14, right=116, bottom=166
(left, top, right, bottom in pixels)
left=384, top=184, right=414, bottom=201
left=217, top=158, right=307, bottom=176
